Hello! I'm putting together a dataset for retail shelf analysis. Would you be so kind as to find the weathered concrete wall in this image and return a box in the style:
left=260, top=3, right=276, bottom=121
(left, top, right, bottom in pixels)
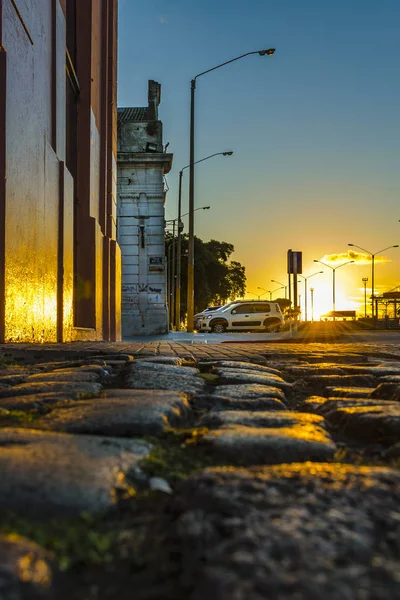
left=118, top=121, right=163, bottom=154
left=117, top=152, right=171, bottom=335
left=0, top=0, right=121, bottom=342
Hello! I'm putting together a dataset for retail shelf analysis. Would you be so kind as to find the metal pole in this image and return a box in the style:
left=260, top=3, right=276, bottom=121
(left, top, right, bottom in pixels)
left=293, top=274, right=298, bottom=324
left=310, top=288, right=314, bottom=321
left=187, top=79, right=196, bottom=332
left=167, top=244, right=172, bottom=327
left=362, top=277, right=368, bottom=318
left=171, top=221, right=176, bottom=329
left=365, top=279, right=367, bottom=318
left=371, top=254, right=375, bottom=322
left=304, top=278, right=308, bottom=322
left=175, top=170, right=183, bottom=330
left=332, top=268, right=336, bottom=321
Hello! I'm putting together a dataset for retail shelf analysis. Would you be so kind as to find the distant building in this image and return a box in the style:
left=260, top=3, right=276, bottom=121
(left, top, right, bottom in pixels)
left=117, top=81, right=173, bottom=335
left=0, top=0, right=121, bottom=342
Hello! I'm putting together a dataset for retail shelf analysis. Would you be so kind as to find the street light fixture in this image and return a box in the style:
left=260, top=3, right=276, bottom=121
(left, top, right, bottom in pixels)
left=257, top=286, right=284, bottom=300
left=348, top=243, right=399, bottom=321
left=271, top=279, right=288, bottom=299
left=187, top=48, right=276, bottom=332
left=175, top=153, right=232, bottom=330
left=313, top=259, right=355, bottom=321
left=270, top=286, right=285, bottom=300
left=257, top=286, right=269, bottom=300
left=297, top=271, right=323, bottom=322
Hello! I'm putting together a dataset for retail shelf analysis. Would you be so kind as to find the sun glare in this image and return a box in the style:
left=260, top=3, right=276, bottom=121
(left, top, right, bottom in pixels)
left=304, top=281, right=360, bottom=320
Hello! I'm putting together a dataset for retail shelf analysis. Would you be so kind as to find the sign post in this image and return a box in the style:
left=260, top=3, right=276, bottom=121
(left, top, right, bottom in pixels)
left=287, top=249, right=303, bottom=332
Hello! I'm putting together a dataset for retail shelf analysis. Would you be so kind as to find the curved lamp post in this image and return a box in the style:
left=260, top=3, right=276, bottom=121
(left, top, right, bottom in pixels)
left=298, top=271, right=323, bottom=322
left=187, top=48, right=276, bottom=332
left=175, top=152, right=232, bottom=329
left=271, top=279, right=288, bottom=299
left=166, top=206, right=210, bottom=329
left=314, top=260, right=355, bottom=321
left=256, top=286, right=269, bottom=300
left=348, top=243, right=399, bottom=321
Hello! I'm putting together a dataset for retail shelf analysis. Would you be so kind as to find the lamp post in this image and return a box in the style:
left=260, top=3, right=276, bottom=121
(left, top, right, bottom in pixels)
left=271, top=279, right=288, bottom=299
left=166, top=206, right=210, bottom=330
left=257, top=286, right=269, bottom=300
left=176, top=152, right=232, bottom=329
left=310, top=287, right=315, bottom=322
left=314, top=259, right=355, bottom=320
left=362, top=277, right=368, bottom=318
left=187, top=48, right=276, bottom=332
left=348, top=243, right=399, bottom=322
left=298, top=271, right=323, bottom=323
left=270, top=286, right=285, bottom=300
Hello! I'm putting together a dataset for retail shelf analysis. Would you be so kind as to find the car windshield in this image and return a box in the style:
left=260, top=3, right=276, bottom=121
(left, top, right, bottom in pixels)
left=218, top=302, right=238, bottom=313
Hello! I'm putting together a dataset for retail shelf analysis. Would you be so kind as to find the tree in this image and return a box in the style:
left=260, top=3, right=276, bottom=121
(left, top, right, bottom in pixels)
left=166, top=234, right=246, bottom=317
left=275, top=297, right=292, bottom=315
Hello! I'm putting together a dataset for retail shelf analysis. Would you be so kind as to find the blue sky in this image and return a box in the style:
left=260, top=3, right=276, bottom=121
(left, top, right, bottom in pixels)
left=118, top=0, right=400, bottom=315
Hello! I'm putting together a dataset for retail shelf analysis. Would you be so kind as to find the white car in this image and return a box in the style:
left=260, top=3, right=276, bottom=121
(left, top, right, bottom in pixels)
left=194, top=305, right=223, bottom=330
left=198, top=300, right=283, bottom=333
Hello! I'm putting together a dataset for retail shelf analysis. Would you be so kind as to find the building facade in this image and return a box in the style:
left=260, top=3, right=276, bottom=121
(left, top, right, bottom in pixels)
left=0, top=0, right=121, bottom=342
left=117, top=81, right=173, bottom=335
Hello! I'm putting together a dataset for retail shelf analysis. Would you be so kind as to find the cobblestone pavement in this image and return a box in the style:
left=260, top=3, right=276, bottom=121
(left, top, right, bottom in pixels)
left=1, top=341, right=400, bottom=599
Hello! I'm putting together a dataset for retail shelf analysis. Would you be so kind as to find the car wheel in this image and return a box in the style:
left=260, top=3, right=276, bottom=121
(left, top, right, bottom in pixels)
left=211, top=322, right=227, bottom=333
left=264, top=319, right=281, bottom=332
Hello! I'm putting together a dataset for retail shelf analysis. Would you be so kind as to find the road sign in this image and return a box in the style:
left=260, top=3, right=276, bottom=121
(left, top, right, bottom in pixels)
left=287, top=250, right=302, bottom=274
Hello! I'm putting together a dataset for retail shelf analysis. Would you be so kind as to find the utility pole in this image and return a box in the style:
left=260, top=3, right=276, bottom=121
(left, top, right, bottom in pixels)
left=362, top=277, right=368, bottom=318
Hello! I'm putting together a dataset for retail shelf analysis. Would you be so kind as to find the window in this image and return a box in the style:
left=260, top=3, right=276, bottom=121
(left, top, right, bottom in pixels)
left=254, top=303, right=271, bottom=313
left=232, top=304, right=252, bottom=315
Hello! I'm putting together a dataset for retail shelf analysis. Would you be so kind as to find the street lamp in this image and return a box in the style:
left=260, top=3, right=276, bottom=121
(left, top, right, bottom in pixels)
left=314, top=259, right=355, bottom=320
left=270, top=286, right=285, bottom=300
left=175, top=152, right=232, bottom=330
left=187, top=48, right=276, bottom=331
left=271, top=279, right=288, bottom=299
left=310, top=287, right=315, bottom=322
left=257, top=286, right=269, bottom=300
left=348, top=243, right=399, bottom=321
left=298, top=271, right=323, bottom=322
left=362, top=277, right=368, bottom=318
left=166, top=206, right=210, bottom=329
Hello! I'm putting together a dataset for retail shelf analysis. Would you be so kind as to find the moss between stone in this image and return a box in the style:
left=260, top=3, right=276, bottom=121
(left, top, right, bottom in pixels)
left=140, top=428, right=215, bottom=484
left=0, top=512, right=120, bottom=571
left=0, top=408, right=42, bottom=427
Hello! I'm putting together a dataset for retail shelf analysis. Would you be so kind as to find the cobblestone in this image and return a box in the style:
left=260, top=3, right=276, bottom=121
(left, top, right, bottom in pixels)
left=0, top=428, right=151, bottom=517
left=38, top=390, right=191, bottom=436
left=0, top=340, right=400, bottom=598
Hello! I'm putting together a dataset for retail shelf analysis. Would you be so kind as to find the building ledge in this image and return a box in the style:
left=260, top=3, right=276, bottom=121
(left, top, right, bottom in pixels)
left=117, top=152, right=173, bottom=174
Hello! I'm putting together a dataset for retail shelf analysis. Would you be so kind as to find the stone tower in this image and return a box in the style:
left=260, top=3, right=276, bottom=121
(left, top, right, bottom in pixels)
left=117, top=81, right=173, bottom=335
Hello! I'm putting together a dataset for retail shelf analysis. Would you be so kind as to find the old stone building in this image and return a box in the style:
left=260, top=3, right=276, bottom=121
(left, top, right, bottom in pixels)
left=0, top=0, right=121, bottom=342
left=117, top=81, right=173, bottom=335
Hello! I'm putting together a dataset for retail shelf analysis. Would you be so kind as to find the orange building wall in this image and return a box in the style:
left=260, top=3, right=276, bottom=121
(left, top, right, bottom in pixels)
left=0, top=0, right=120, bottom=343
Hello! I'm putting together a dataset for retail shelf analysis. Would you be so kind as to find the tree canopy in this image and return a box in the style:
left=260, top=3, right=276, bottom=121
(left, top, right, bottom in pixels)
left=166, top=233, right=246, bottom=316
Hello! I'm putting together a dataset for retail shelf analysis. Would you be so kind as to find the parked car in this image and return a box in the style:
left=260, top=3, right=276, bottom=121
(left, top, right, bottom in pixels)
left=194, top=305, right=222, bottom=330
left=197, top=300, right=283, bottom=333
